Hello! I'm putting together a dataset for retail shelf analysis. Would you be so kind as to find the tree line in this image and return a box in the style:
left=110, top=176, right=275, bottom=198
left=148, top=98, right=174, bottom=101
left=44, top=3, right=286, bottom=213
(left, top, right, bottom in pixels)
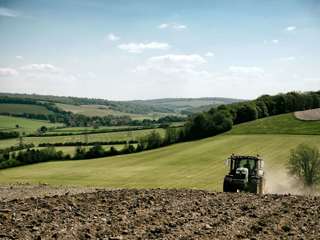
left=181, top=91, right=320, bottom=141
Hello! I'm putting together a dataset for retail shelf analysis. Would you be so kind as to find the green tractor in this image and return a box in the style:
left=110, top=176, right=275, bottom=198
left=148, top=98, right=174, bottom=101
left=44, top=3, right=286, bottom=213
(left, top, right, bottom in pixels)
left=223, top=154, right=265, bottom=194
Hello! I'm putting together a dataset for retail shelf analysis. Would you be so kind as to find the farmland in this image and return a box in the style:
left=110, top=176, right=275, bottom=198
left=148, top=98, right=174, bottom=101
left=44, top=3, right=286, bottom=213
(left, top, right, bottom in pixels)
left=228, top=113, right=320, bottom=135
left=0, top=134, right=319, bottom=190
left=0, top=127, right=165, bottom=149
left=56, top=103, right=183, bottom=120
left=0, top=103, right=320, bottom=191
left=0, top=115, right=62, bottom=134
left=0, top=103, right=52, bottom=115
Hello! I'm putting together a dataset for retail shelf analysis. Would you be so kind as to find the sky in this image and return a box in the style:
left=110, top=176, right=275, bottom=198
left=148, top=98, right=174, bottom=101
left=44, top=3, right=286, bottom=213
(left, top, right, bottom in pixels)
left=0, top=0, right=320, bottom=100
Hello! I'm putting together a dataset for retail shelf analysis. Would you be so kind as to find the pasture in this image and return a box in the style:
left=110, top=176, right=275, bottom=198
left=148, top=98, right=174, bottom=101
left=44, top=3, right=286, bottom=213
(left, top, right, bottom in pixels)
left=0, top=128, right=165, bottom=149
left=0, top=115, right=62, bottom=134
left=0, top=103, right=52, bottom=115
left=228, top=113, right=320, bottom=135
left=0, top=134, right=319, bottom=190
left=56, top=103, right=182, bottom=120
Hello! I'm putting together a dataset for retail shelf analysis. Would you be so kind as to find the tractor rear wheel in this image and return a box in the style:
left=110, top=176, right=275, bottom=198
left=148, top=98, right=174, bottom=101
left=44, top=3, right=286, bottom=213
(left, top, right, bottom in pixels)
left=223, top=177, right=236, bottom=192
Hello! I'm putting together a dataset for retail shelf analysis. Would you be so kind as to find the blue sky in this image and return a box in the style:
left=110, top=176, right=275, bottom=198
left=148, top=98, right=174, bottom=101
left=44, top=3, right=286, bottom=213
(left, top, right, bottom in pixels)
left=0, top=0, right=319, bottom=100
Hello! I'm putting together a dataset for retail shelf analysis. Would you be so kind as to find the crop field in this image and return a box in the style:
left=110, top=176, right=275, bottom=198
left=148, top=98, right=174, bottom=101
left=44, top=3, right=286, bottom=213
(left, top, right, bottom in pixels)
left=0, top=103, right=52, bottom=115
left=0, top=134, right=319, bottom=190
left=228, top=113, right=320, bottom=135
left=0, top=128, right=165, bottom=149
left=0, top=115, right=62, bottom=134
left=294, top=108, right=320, bottom=120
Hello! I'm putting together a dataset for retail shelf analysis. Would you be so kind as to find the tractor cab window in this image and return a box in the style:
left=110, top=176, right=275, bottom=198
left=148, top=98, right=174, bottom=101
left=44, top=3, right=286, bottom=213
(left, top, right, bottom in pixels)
left=236, top=159, right=256, bottom=175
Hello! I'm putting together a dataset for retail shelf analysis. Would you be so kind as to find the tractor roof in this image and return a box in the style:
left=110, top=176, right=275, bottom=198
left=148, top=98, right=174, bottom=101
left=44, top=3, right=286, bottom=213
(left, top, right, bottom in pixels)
left=229, top=155, right=262, bottom=161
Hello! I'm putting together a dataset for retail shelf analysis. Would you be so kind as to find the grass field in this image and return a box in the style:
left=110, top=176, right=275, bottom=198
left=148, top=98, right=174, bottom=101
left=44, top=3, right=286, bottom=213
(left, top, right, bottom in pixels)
left=0, top=128, right=165, bottom=149
left=0, top=134, right=319, bottom=190
left=0, top=104, right=52, bottom=115
left=1, top=112, right=319, bottom=190
left=0, top=115, right=62, bottom=134
left=37, top=145, right=128, bottom=156
left=228, top=113, right=320, bottom=135
left=56, top=103, right=177, bottom=120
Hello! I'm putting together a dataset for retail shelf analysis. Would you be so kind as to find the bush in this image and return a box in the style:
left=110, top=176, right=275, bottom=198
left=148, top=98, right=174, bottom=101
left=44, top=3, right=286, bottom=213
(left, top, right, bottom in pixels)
left=287, top=144, right=320, bottom=187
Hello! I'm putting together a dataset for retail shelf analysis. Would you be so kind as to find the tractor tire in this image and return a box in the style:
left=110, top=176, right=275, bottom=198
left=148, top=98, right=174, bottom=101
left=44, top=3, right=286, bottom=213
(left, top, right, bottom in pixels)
left=223, top=177, right=236, bottom=192
left=251, top=178, right=265, bottom=195
left=258, top=177, right=265, bottom=195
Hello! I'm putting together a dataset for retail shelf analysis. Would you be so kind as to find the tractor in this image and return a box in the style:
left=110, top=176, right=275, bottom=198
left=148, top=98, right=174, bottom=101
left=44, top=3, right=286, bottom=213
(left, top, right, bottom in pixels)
left=223, top=154, right=265, bottom=194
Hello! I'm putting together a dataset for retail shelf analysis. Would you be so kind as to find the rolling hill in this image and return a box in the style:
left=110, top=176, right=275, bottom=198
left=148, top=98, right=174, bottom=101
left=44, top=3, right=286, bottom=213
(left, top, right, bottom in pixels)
left=0, top=92, right=243, bottom=117
left=0, top=112, right=319, bottom=191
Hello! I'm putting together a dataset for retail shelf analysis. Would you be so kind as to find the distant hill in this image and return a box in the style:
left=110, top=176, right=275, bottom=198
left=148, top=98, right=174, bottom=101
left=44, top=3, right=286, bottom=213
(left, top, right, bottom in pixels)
left=130, top=97, right=245, bottom=114
left=0, top=93, right=244, bottom=117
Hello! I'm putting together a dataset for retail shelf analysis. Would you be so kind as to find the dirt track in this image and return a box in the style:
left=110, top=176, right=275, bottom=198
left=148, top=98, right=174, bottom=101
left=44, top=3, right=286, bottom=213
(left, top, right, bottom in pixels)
left=0, top=188, right=320, bottom=239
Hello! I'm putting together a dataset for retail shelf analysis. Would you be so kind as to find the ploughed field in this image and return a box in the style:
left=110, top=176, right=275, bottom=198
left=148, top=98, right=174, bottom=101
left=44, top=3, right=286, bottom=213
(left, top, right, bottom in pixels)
left=0, top=188, right=319, bottom=239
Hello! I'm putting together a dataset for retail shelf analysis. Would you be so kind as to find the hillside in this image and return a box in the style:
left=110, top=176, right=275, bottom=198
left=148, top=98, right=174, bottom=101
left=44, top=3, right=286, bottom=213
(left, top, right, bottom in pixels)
left=0, top=115, right=62, bottom=134
left=0, top=103, right=53, bottom=115
left=228, top=113, right=320, bottom=135
left=0, top=112, right=319, bottom=191
left=1, top=134, right=319, bottom=191
left=0, top=92, right=243, bottom=116
left=131, top=97, right=244, bottom=114
left=56, top=103, right=182, bottom=120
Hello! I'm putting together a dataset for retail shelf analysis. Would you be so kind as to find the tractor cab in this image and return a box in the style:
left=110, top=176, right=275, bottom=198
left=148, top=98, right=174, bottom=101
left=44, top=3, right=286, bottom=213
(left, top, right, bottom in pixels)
left=223, top=155, right=265, bottom=194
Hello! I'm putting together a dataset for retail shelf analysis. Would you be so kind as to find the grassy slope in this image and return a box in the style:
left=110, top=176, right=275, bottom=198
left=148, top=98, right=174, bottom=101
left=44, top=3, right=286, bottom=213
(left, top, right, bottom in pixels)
left=228, top=113, right=320, bottom=135
left=0, top=115, right=61, bottom=134
left=56, top=103, right=181, bottom=120
left=0, top=104, right=52, bottom=115
left=0, top=134, right=319, bottom=190
left=0, top=128, right=165, bottom=149
left=1, top=112, right=319, bottom=190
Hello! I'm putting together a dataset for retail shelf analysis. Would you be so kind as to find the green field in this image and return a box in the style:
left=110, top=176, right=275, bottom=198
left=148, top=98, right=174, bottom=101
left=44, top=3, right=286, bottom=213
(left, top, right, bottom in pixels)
left=0, top=134, right=319, bottom=190
left=0, top=128, right=165, bottom=149
left=56, top=103, right=180, bottom=120
left=228, top=113, right=320, bottom=135
left=1, top=112, right=319, bottom=190
left=0, top=104, right=52, bottom=115
left=37, top=145, right=128, bottom=156
left=0, top=115, right=62, bottom=134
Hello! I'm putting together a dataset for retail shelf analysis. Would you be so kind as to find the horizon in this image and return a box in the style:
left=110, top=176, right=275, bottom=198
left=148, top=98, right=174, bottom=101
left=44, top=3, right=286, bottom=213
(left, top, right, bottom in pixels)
left=0, top=0, right=320, bottom=100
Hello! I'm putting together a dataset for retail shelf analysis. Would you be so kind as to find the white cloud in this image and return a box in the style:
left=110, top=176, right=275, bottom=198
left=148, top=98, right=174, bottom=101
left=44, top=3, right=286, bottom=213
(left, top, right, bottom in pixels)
left=286, top=26, right=296, bottom=31
left=205, top=52, right=215, bottom=57
left=20, top=64, right=63, bottom=73
left=278, top=56, right=296, bottom=62
left=264, top=39, right=279, bottom=44
left=15, top=55, right=24, bottom=60
left=229, top=66, right=264, bottom=75
left=0, top=68, right=18, bottom=77
left=0, top=7, right=19, bottom=17
left=158, top=23, right=169, bottom=29
left=118, top=42, right=170, bottom=53
left=134, top=54, right=209, bottom=79
left=107, top=33, right=120, bottom=41
left=158, top=23, right=187, bottom=30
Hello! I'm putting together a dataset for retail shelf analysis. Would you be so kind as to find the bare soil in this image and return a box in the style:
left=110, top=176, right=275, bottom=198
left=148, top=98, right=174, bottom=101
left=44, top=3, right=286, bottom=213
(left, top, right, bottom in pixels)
left=0, top=186, right=319, bottom=239
left=294, top=108, right=320, bottom=120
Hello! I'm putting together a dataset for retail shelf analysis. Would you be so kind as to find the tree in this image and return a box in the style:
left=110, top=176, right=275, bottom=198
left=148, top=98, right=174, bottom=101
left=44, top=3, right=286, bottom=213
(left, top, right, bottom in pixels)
left=287, top=144, right=320, bottom=188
